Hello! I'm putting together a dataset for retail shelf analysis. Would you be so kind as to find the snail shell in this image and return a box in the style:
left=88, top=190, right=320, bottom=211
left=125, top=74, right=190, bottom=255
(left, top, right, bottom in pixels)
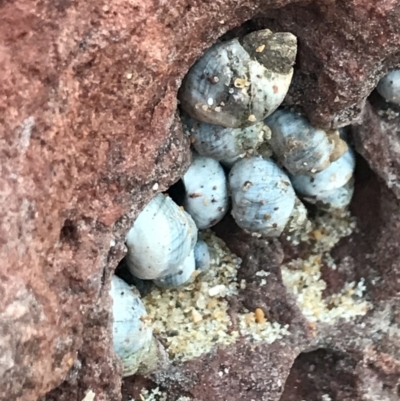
left=178, top=29, right=297, bottom=128
left=313, top=179, right=354, bottom=211
left=290, top=148, right=356, bottom=198
left=265, top=108, right=348, bottom=175
left=182, top=114, right=269, bottom=165
left=194, top=238, right=211, bottom=273
left=154, top=250, right=196, bottom=289
left=110, top=276, right=153, bottom=377
left=125, top=194, right=197, bottom=280
left=228, top=156, right=296, bottom=237
left=182, top=154, right=229, bottom=229
left=377, top=70, right=400, bottom=105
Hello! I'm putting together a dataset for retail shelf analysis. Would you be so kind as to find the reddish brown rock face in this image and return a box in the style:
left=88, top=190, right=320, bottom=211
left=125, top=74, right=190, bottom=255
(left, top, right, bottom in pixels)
left=1, top=0, right=400, bottom=400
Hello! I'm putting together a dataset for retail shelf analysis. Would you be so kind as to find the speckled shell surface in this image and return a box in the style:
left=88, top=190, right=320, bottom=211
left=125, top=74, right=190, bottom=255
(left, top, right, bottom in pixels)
left=290, top=149, right=356, bottom=198
left=183, top=154, right=229, bottom=229
left=265, top=109, right=335, bottom=175
left=182, top=114, right=267, bottom=163
left=228, top=157, right=296, bottom=237
left=110, top=276, right=153, bottom=377
left=178, top=30, right=296, bottom=128
left=125, top=193, right=197, bottom=280
left=154, top=250, right=196, bottom=289
left=377, top=70, right=400, bottom=105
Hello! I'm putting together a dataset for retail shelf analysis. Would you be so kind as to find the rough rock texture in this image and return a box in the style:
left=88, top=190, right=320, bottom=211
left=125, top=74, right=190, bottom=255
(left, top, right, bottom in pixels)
left=255, top=1, right=400, bottom=128
left=2, top=0, right=400, bottom=400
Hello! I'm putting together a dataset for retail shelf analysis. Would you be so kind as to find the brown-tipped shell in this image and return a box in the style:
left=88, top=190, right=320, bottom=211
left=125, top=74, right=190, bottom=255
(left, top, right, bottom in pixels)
left=178, top=29, right=297, bottom=128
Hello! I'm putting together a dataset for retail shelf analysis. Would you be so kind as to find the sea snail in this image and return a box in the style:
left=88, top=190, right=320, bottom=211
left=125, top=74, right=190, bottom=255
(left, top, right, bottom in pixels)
left=182, top=114, right=270, bottom=167
left=182, top=154, right=229, bottom=229
left=265, top=108, right=348, bottom=175
left=377, top=70, right=400, bottom=105
left=228, top=156, right=298, bottom=237
left=110, top=275, right=153, bottom=377
left=289, top=148, right=356, bottom=199
left=125, top=193, right=197, bottom=280
left=178, top=29, right=297, bottom=128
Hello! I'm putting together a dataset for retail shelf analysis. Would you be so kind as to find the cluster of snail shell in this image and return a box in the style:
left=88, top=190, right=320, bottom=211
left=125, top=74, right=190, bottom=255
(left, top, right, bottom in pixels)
left=110, top=28, right=359, bottom=376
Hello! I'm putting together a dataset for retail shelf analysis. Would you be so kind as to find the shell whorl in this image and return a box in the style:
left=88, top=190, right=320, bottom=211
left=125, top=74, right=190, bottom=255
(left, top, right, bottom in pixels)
left=110, top=276, right=153, bottom=377
left=125, top=194, right=197, bottom=280
left=228, top=157, right=296, bottom=237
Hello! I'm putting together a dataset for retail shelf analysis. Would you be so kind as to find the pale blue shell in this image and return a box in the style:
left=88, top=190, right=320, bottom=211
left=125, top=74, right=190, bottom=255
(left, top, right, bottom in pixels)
left=110, top=276, right=152, bottom=376
left=183, top=154, right=229, bottom=229
left=182, top=114, right=266, bottom=164
left=290, top=148, right=356, bottom=198
left=154, top=250, right=196, bottom=289
left=125, top=194, right=197, bottom=280
left=315, top=180, right=354, bottom=210
left=377, top=70, right=400, bottom=105
left=194, top=239, right=211, bottom=273
left=229, top=157, right=296, bottom=237
left=265, top=108, right=334, bottom=175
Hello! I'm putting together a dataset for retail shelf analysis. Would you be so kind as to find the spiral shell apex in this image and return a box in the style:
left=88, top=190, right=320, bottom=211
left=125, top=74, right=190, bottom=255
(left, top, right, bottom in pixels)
left=229, top=157, right=296, bottom=237
left=110, top=276, right=153, bottom=377
left=125, top=194, right=197, bottom=280
left=178, top=29, right=297, bottom=128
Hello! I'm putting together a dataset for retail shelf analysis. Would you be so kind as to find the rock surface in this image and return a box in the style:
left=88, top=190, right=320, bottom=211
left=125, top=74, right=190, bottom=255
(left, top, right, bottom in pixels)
left=1, top=0, right=400, bottom=401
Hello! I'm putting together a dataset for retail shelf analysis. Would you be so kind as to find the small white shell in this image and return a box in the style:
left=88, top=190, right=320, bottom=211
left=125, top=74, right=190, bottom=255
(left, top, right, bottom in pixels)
left=228, top=157, right=296, bottom=237
left=194, top=239, right=211, bottom=273
left=377, top=70, right=400, bottom=105
left=182, top=114, right=268, bottom=164
left=182, top=154, right=229, bottom=229
left=290, top=148, right=356, bottom=198
left=265, top=109, right=347, bottom=175
left=154, top=250, right=196, bottom=289
left=179, top=29, right=296, bottom=128
left=110, top=276, right=153, bottom=377
left=125, top=194, right=197, bottom=280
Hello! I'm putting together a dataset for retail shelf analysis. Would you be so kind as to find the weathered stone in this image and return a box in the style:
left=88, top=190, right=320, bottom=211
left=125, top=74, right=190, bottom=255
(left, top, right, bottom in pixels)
left=352, top=97, right=400, bottom=199
left=2, top=0, right=400, bottom=400
left=255, top=1, right=400, bottom=128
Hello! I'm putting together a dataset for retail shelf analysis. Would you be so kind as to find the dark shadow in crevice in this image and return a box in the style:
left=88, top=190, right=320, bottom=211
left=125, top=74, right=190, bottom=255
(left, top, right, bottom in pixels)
left=280, top=348, right=358, bottom=401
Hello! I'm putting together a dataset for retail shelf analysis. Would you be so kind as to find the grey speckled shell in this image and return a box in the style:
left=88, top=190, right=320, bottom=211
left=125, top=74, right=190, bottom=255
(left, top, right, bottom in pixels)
left=178, top=30, right=296, bottom=128
left=110, top=276, right=153, bottom=377
left=182, top=114, right=268, bottom=164
left=290, top=148, right=356, bottom=198
left=377, top=70, right=400, bottom=105
left=154, top=250, right=196, bottom=289
left=125, top=194, right=197, bottom=280
left=229, top=157, right=296, bottom=237
left=183, top=154, right=229, bottom=229
left=265, top=109, right=343, bottom=175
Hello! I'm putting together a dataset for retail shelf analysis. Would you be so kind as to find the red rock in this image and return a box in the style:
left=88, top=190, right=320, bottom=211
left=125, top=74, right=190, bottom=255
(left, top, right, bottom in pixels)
left=2, top=0, right=400, bottom=400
